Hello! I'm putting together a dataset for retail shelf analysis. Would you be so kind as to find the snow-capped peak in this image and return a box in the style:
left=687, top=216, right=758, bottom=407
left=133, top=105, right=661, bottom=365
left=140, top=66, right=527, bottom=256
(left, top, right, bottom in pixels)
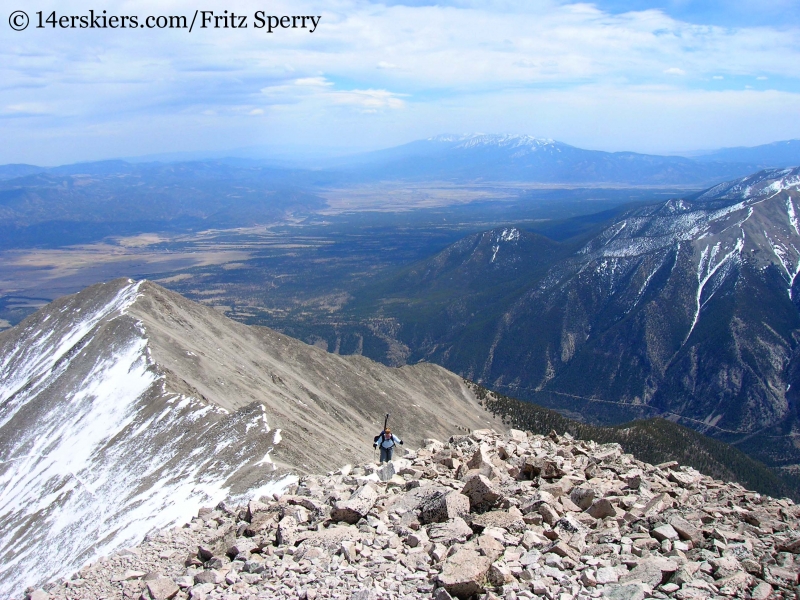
left=428, top=133, right=557, bottom=149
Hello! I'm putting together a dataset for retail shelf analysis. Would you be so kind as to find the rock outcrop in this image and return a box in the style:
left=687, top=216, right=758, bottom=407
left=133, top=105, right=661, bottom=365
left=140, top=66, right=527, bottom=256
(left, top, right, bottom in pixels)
left=27, top=428, right=800, bottom=600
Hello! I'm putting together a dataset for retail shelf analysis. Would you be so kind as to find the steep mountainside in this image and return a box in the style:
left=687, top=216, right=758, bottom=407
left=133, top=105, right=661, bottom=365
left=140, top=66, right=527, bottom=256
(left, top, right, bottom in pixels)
left=0, top=279, right=500, bottom=596
left=343, top=168, right=800, bottom=473
left=333, top=134, right=760, bottom=185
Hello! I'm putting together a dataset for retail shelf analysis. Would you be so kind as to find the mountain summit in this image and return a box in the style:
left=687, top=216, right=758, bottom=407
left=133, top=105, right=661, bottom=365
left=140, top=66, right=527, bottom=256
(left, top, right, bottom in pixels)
left=0, top=279, right=500, bottom=595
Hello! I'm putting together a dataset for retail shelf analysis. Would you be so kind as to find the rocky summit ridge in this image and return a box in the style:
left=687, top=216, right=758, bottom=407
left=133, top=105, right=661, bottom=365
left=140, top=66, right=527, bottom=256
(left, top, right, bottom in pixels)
left=0, top=278, right=500, bottom=596
left=27, top=428, right=800, bottom=600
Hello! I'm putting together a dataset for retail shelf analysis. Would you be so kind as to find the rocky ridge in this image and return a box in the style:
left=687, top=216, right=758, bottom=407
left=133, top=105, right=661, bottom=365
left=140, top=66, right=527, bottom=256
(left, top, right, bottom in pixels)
left=26, top=428, right=800, bottom=600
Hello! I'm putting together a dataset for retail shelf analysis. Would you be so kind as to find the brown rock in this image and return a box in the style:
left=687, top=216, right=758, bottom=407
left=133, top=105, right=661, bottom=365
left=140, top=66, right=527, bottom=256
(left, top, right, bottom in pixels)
left=587, top=498, right=617, bottom=519
left=471, top=509, right=526, bottom=533
left=436, top=547, right=491, bottom=598
left=146, top=577, right=179, bottom=600
left=477, top=534, right=505, bottom=562
left=461, top=474, right=503, bottom=510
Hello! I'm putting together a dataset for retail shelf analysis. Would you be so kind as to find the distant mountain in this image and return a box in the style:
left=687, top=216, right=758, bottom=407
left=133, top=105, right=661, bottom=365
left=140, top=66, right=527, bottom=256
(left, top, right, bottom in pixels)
left=331, top=134, right=761, bottom=185
left=0, top=164, right=44, bottom=180
left=0, top=278, right=501, bottom=595
left=0, top=160, right=327, bottom=248
left=694, top=139, right=800, bottom=168
left=338, top=167, right=800, bottom=474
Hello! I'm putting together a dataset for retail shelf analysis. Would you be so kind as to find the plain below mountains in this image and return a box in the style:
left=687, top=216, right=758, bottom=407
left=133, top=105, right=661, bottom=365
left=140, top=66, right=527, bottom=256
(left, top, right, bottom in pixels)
left=322, top=168, right=800, bottom=478
left=2, top=136, right=800, bottom=250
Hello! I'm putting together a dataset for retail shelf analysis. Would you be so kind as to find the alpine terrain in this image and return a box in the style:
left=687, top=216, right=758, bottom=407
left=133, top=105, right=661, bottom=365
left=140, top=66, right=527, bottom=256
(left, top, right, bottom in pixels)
left=0, top=279, right=501, bottom=596
left=342, top=168, right=800, bottom=474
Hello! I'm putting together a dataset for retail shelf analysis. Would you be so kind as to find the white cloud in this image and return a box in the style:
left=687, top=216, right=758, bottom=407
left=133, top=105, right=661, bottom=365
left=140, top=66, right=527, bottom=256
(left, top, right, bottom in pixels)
left=330, top=88, right=406, bottom=111
left=0, top=0, right=798, bottom=163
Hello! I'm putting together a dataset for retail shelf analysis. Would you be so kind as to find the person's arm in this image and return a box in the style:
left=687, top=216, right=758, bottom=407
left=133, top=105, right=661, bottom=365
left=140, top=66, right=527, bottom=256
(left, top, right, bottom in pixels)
left=394, top=434, right=403, bottom=445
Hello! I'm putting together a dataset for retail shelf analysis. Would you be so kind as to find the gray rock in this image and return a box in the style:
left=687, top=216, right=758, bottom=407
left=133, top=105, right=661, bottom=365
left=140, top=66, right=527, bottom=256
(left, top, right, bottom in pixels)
left=331, top=484, right=378, bottom=524
left=376, top=462, right=396, bottom=482
left=193, top=570, right=223, bottom=585
left=427, top=517, right=474, bottom=547
left=420, top=490, right=470, bottom=524
left=604, top=582, right=650, bottom=600
left=569, top=486, right=595, bottom=510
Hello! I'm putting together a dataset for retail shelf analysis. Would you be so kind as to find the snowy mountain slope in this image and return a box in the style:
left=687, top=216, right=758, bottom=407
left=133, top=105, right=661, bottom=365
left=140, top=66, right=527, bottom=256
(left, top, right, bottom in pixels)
left=0, top=279, right=499, bottom=596
left=343, top=168, right=800, bottom=473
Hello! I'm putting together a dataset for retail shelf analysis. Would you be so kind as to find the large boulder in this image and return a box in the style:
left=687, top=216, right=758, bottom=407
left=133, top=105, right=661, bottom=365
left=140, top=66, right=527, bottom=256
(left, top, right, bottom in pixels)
left=420, top=490, right=471, bottom=524
left=436, top=548, right=491, bottom=598
left=331, top=484, right=378, bottom=524
left=461, top=474, right=503, bottom=511
left=426, top=517, right=474, bottom=547
left=471, top=508, right=526, bottom=533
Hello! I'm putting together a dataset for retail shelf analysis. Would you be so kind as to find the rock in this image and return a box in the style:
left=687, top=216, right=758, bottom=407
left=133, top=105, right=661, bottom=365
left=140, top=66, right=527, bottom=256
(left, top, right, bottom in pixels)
left=193, top=570, right=224, bottom=585
left=27, top=591, right=49, bottom=600
left=488, top=561, right=515, bottom=585
left=461, top=474, right=503, bottom=510
left=587, top=498, right=617, bottom=519
left=477, top=534, right=505, bottom=562
left=519, top=490, right=555, bottom=513
left=471, top=509, right=526, bottom=533
left=595, top=565, right=621, bottom=584
left=750, top=581, right=774, bottom=600
left=145, top=577, right=179, bottom=600
left=668, top=514, right=703, bottom=545
left=538, top=503, right=560, bottom=526
left=432, top=587, right=454, bottom=600
left=420, top=490, right=471, bottom=524
left=331, top=484, right=378, bottom=524
left=651, top=523, right=679, bottom=542
left=31, top=428, right=800, bottom=600
left=427, top=517, right=474, bottom=547
left=620, top=556, right=677, bottom=587
left=376, top=462, right=396, bottom=482
left=525, top=457, right=565, bottom=479
left=246, top=500, right=271, bottom=521
left=604, top=581, right=650, bottom=600
left=436, top=547, right=491, bottom=598
left=669, top=470, right=697, bottom=486
left=569, top=486, right=595, bottom=510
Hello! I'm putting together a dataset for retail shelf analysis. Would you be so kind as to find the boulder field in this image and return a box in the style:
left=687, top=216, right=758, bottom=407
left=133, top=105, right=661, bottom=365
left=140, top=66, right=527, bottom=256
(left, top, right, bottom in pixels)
left=27, top=428, right=800, bottom=600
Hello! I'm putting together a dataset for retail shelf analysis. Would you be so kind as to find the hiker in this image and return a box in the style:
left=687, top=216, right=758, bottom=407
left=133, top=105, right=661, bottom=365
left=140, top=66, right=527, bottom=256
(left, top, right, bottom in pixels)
left=373, top=427, right=403, bottom=463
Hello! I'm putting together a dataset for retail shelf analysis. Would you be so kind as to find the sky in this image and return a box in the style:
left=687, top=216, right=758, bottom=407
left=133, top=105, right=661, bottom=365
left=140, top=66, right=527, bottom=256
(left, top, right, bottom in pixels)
left=1, top=0, right=799, bottom=165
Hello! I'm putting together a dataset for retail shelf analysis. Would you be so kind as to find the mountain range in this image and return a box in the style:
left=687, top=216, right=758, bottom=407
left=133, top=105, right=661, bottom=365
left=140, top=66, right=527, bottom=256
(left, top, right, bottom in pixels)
left=327, top=134, right=765, bottom=185
left=322, top=168, right=800, bottom=476
left=2, top=277, right=791, bottom=595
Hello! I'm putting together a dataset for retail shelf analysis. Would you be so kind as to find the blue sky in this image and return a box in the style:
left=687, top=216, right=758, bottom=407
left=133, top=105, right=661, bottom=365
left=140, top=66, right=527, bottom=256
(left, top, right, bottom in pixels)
left=1, top=0, right=799, bottom=165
